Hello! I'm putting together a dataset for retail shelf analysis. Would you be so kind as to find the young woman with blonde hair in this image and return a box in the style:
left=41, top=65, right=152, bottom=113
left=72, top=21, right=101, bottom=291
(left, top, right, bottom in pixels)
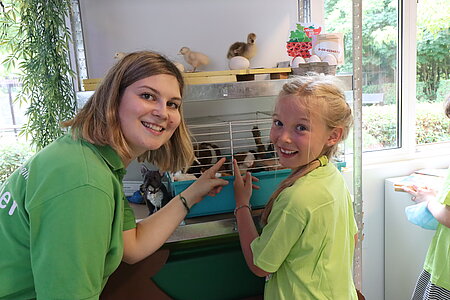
left=0, top=51, right=228, bottom=299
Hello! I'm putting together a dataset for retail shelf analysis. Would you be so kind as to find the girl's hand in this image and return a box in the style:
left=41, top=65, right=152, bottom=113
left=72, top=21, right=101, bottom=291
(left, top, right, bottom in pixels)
left=184, top=158, right=229, bottom=206
left=402, top=185, right=436, bottom=203
left=233, top=159, right=259, bottom=207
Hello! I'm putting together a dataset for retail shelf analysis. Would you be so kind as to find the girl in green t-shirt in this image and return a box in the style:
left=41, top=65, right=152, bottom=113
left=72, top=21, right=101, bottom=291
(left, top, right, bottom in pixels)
left=233, top=75, right=360, bottom=299
left=402, top=96, right=450, bottom=300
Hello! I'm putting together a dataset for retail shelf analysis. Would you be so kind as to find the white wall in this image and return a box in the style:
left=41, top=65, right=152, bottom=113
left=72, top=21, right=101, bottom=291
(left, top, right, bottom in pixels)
left=79, top=0, right=299, bottom=78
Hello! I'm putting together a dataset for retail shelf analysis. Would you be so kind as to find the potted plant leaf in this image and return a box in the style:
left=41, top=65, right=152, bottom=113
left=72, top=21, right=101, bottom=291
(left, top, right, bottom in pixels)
left=0, top=0, right=76, bottom=150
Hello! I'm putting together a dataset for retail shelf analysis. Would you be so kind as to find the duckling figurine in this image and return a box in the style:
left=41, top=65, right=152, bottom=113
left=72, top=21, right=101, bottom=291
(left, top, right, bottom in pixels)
left=179, top=47, right=210, bottom=72
left=227, top=33, right=257, bottom=60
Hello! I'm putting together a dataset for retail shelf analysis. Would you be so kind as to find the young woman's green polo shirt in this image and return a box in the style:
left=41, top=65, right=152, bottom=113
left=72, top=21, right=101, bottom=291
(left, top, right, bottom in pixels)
left=0, top=134, right=136, bottom=299
left=251, top=162, right=358, bottom=300
left=423, top=167, right=450, bottom=290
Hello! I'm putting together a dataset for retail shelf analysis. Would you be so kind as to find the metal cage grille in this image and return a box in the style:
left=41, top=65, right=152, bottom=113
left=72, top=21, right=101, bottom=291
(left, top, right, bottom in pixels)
left=173, top=112, right=284, bottom=180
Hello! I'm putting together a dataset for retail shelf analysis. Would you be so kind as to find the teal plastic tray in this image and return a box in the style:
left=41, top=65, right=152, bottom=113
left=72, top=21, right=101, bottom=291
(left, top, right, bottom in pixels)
left=168, top=168, right=291, bottom=218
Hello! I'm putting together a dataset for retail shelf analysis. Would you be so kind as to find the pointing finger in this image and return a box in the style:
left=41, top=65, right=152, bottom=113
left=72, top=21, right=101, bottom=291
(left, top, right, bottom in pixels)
left=204, top=157, right=226, bottom=177
left=232, top=159, right=241, bottom=176
left=210, top=157, right=226, bottom=172
left=251, top=175, right=260, bottom=183
left=245, top=172, right=253, bottom=188
left=233, top=159, right=244, bottom=184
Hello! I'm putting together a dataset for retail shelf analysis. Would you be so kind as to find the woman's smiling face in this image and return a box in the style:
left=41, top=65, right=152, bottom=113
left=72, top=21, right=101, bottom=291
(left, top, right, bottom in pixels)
left=270, top=95, right=333, bottom=169
left=118, top=74, right=182, bottom=158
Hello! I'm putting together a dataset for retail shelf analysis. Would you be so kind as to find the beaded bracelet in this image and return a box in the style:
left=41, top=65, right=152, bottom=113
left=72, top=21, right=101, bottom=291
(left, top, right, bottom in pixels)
left=179, top=194, right=190, bottom=214
left=234, top=204, right=252, bottom=216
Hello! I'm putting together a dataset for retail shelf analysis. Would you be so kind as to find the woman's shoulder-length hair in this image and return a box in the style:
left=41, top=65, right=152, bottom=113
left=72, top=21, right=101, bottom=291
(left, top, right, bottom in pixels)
left=64, top=50, right=194, bottom=172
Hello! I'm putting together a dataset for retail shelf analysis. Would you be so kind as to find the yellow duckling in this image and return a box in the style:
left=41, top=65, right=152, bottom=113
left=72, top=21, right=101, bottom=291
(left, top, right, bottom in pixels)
left=179, top=47, right=210, bottom=72
left=227, top=33, right=257, bottom=60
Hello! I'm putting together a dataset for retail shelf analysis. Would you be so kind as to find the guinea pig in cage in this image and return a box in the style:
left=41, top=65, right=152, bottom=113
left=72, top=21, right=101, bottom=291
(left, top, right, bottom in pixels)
left=181, top=113, right=284, bottom=179
left=167, top=112, right=292, bottom=218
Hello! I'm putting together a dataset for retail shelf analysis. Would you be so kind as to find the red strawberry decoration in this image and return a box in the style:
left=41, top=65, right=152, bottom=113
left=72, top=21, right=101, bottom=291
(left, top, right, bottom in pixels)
left=287, top=24, right=321, bottom=59
left=286, top=42, right=312, bottom=58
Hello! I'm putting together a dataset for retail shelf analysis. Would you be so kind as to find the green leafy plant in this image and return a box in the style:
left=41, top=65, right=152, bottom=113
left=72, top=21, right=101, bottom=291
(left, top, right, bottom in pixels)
left=0, top=142, right=35, bottom=186
left=0, top=0, right=76, bottom=150
left=288, top=25, right=311, bottom=43
left=415, top=103, right=450, bottom=144
left=362, top=105, right=398, bottom=148
left=362, top=103, right=450, bottom=149
left=325, top=0, right=449, bottom=100
left=416, top=28, right=450, bottom=102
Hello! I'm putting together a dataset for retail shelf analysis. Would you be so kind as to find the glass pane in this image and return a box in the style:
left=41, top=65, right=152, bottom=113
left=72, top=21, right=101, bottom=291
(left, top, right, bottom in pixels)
left=0, top=77, right=34, bottom=185
left=324, top=0, right=399, bottom=151
left=416, top=0, right=450, bottom=145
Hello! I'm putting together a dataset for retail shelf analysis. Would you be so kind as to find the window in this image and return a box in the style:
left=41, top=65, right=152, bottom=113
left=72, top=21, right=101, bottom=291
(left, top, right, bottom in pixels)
left=324, top=0, right=399, bottom=152
left=415, top=0, right=450, bottom=145
left=0, top=78, right=27, bottom=142
left=323, top=0, right=449, bottom=157
left=0, top=76, right=34, bottom=185
left=0, top=12, right=34, bottom=185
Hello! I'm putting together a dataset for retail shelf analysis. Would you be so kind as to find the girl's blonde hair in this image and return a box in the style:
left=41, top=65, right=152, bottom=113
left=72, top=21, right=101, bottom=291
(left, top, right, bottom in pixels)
left=64, top=51, right=194, bottom=172
left=261, top=75, right=353, bottom=224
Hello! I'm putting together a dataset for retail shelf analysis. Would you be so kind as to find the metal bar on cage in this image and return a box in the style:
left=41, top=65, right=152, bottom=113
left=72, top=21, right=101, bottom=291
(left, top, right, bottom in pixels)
left=229, top=121, right=235, bottom=175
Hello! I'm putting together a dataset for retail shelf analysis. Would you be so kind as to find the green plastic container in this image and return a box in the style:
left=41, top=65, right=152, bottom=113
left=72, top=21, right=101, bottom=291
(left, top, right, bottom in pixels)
left=153, top=237, right=265, bottom=300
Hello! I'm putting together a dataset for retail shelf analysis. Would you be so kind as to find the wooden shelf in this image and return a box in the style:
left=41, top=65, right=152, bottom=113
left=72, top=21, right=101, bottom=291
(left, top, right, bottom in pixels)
left=77, top=74, right=353, bottom=107
left=82, top=68, right=292, bottom=90
left=183, top=67, right=291, bottom=85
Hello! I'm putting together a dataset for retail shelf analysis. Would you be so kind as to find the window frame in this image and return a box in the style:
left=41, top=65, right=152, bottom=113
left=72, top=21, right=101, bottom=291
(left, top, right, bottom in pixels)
left=316, top=0, right=449, bottom=167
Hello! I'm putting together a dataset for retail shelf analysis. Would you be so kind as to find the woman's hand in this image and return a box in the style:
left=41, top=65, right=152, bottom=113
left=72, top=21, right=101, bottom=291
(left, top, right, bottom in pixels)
left=231, top=159, right=269, bottom=277
left=402, top=185, right=436, bottom=203
left=123, top=158, right=229, bottom=264
left=183, top=158, right=229, bottom=206
left=233, top=159, right=259, bottom=207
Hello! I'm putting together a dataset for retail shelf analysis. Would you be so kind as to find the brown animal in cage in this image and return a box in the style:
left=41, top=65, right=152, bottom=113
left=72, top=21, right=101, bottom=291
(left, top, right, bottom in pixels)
left=187, top=142, right=223, bottom=177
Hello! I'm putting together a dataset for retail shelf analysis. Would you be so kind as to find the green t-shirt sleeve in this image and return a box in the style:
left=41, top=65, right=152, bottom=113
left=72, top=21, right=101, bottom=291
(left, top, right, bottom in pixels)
left=439, top=168, right=450, bottom=206
left=251, top=192, right=305, bottom=273
left=123, top=196, right=137, bottom=231
left=29, top=185, right=116, bottom=299
left=443, top=192, right=450, bottom=206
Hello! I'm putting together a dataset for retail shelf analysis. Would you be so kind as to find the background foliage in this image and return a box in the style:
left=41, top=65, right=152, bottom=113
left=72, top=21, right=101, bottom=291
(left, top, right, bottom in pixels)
left=325, top=0, right=449, bottom=101
left=0, top=0, right=76, bottom=150
left=0, top=141, right=34, bottom=186
left=362, top=103, right=450, bottom=149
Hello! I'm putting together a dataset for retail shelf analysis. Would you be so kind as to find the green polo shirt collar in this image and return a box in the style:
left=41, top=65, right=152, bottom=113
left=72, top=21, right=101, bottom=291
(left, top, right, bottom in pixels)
left=83, top=140, right=127, bottom=180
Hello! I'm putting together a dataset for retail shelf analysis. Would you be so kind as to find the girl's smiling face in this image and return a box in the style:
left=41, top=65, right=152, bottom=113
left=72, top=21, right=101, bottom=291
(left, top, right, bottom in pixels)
left=270, top=95, right=337, bottom=169
left=118, top=74, right=182, bottom=159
